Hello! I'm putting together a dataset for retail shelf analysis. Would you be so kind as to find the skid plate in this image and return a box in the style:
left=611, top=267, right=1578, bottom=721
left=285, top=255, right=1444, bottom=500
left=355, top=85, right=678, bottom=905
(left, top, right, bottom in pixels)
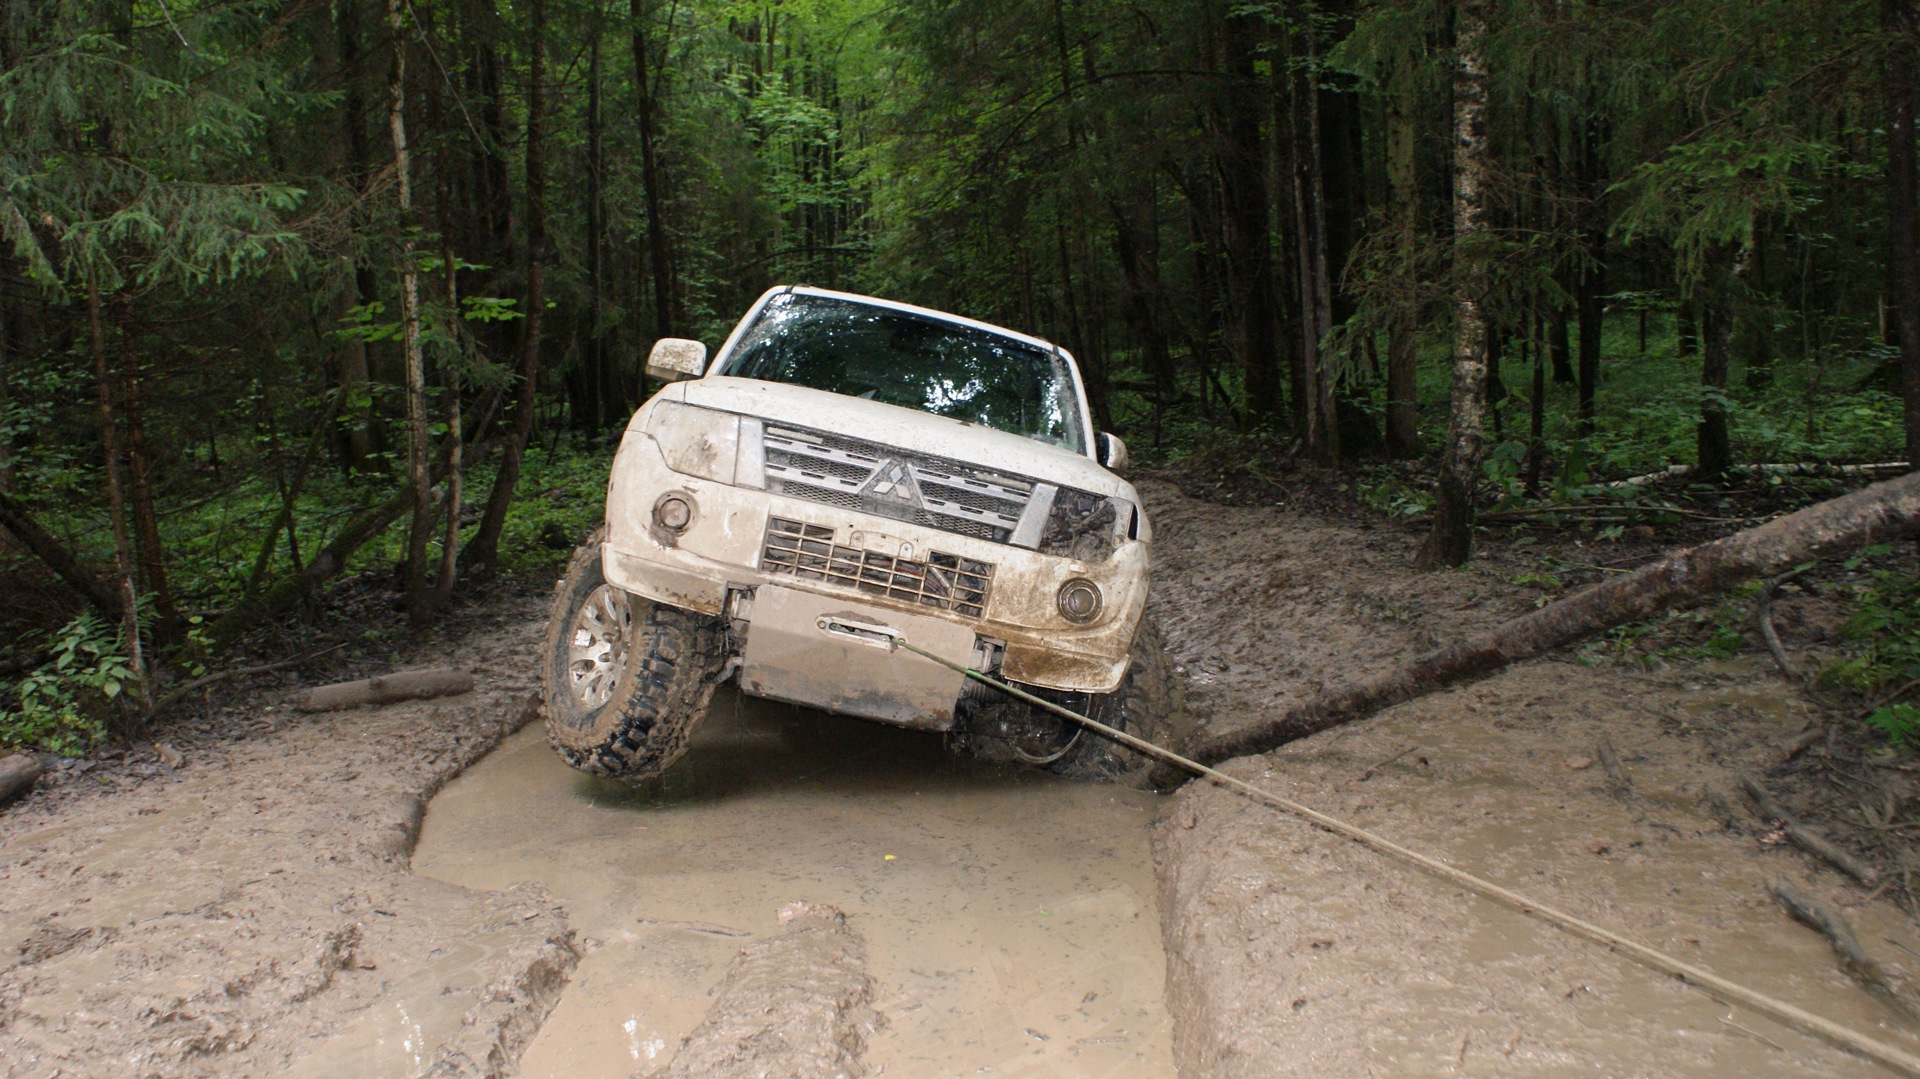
left=738, top=585, right=974, bottom=730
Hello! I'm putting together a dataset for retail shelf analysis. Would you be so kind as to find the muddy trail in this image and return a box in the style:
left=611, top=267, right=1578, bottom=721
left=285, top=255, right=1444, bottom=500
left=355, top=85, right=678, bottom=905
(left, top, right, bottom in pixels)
left=413, top=698, right=1169, bottom=1077
left=2, top=477, right=1919, bottom=1076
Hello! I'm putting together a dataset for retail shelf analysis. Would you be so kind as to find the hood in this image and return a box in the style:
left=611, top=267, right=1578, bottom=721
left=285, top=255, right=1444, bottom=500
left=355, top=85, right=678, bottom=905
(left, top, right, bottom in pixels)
left=670, top=376, right=1135, bottom=499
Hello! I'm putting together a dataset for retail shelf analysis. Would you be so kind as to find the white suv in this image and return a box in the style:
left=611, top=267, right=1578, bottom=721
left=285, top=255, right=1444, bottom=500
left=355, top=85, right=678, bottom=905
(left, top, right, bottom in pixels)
left=540, top=286, right=1181, bottom=785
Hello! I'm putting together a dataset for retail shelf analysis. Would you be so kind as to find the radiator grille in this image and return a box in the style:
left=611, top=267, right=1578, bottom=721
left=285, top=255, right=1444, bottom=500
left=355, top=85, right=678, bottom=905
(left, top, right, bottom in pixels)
left=760, top=517, right=993, bottom=618
left=762, top=423, right=1032, bottom=544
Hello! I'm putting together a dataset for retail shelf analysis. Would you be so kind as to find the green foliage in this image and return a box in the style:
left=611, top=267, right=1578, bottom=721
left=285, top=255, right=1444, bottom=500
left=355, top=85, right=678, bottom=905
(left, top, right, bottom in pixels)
left=1866, top=705, right=1920, bottom=749
left=1, top=612, right=133, bottom=754
left=1357, top=466, right=1433, bottom=518
left=1822, top=547, right=1920, bottom=703
left=1578, top=583, right=1762, bottom=668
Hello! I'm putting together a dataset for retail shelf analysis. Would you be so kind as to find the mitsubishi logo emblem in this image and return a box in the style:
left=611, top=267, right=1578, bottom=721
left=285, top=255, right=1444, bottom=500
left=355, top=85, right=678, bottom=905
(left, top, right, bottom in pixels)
left=864, top=459, right=921, bottom=505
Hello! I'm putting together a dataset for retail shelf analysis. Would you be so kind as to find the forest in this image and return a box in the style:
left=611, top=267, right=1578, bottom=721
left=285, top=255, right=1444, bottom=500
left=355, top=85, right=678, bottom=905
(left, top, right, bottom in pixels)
left=1, top=0, right=1917, bottom=753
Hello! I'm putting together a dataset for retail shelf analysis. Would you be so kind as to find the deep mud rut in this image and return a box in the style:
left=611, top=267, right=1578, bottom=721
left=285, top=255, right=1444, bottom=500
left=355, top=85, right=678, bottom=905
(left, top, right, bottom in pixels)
left=5, top=477, right=1920, bottom=1077
left=412, top=693, right=1172, bottom=1078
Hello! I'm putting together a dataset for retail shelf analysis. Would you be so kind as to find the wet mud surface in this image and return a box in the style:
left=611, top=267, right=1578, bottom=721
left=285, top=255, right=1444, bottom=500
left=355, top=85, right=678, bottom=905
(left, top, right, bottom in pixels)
left=412, top=693, right=1172, bottom=1078
left=0, top=596, right=576, bottom=1078
left=5, top=477, right=1920, bottom=1077
left=1142, top=476, right=1920, bottom=1076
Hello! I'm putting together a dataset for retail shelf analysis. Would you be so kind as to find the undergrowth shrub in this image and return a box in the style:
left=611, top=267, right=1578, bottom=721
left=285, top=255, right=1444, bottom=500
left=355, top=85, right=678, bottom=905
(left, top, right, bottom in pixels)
left=1, top=612, right=134, bottom=755
left=1822, top=546, right=1920, bottom=746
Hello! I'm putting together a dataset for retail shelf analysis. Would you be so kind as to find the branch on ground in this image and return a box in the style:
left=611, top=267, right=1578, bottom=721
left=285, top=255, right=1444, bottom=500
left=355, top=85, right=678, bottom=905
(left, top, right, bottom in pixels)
left=1162, top=469, right=1920, bottom=785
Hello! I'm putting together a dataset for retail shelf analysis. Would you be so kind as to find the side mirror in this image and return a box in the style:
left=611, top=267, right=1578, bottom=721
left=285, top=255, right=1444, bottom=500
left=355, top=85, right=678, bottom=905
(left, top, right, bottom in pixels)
left=1098, top=432, right=1129, bottom=470
left=646, top=338, right=708, bottom=383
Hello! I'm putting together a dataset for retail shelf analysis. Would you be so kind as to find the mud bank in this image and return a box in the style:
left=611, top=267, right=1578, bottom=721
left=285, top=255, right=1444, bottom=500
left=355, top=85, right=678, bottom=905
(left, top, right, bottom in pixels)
left=0, top=596, right=576, bottom=1078
left=1141, top=477, right=1920, bottom=1076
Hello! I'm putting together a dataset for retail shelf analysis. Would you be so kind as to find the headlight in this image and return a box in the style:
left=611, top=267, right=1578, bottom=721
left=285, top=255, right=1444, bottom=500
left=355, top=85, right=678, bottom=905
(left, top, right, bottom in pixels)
left=643, top=402, right=741, bottom=484
left=1040, top=489, right=1128, bottom=561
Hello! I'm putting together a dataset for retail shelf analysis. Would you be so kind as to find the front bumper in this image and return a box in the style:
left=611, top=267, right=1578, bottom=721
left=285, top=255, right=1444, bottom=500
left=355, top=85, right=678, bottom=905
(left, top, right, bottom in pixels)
left=601, top=426, right=1146, bottom=696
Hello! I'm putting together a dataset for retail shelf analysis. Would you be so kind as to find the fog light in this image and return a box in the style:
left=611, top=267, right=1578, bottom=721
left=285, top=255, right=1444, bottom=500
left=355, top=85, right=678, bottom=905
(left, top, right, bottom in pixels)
left=1057, top=578, right=1102, bottom=623
left=654, top=493, right=694, bottom=532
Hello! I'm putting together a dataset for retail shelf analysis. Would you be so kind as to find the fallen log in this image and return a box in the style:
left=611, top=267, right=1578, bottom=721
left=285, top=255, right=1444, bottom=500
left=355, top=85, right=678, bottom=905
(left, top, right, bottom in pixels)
left=1170, top=468, right=1920, bottom=782
left=293, top=667, right=474, bottom=712
left=0, top=753, right=44, bottom=804
left=0, top=489, right=123, bottom=622
left=1600, top=460, right=1910, bottom=489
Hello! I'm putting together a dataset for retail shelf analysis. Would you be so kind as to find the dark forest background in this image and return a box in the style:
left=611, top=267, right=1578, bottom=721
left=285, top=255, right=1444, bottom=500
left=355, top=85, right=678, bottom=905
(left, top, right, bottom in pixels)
left=2, top=0, right=1916, bottom=750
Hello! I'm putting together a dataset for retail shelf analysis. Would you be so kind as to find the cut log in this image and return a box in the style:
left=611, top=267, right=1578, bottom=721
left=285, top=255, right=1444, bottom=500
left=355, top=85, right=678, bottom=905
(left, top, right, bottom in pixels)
left=0, top=753, right=44, bottom=804
left=1170, top=469, right=1920, bottom=782
left=293, top=668, right=474, bottom=712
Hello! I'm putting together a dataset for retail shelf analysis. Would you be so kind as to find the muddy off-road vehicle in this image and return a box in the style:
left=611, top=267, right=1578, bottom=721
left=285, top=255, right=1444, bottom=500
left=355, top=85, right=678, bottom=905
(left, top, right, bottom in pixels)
left=541, top=286, right=1181, bottom=786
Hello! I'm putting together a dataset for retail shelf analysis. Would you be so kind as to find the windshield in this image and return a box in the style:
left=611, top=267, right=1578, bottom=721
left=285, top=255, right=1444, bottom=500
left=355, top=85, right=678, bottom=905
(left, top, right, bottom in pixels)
left=720, top=293, right=1086, bottom=452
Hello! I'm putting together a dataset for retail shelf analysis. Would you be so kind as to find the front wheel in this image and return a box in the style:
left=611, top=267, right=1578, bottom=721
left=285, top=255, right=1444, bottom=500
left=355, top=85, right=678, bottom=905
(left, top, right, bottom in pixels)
left=541, top=527, right=725, bottom=779
left=959, top=617, right=1190, bottom=791
left=1045, top=617, right=1191, bottom=790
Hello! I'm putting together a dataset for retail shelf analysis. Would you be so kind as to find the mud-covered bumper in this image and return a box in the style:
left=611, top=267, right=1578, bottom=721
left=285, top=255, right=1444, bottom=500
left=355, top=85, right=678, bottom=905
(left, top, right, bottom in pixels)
left=600, top=427, right=1146, bottom=697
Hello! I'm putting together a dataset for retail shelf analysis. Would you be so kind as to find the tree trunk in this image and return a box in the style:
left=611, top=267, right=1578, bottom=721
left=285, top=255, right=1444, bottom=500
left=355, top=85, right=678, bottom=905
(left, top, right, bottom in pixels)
left=468, top=0, right=547, bottom=574
left=1285, top=26, right=1337, bottom=462
left=333, top=0, right=380, bottom=474
left=632, top=0, right=676, bottom=339
left=0, top=489, right=124, bottom=621
left=86, top=283, right=147, bottom=706
left=1417, top=0, right=1491, bottom=571
left=294, top=667, right=474, bottom=711
left=1576, top=253, right=1602, bottom=436
left=1549, top=305, right=1574, bottom=383
left=1698, top=259, right=1736, bottom=483
left=1384, top=77, right=1419, bottom=459
left=244, top=396, right=340, bottom=600
left=1222, top=11, right=1281, bottom=426
left=1109, top=198, right=1176, bottom=404
left=585, top=24, right=611, bottom=431
left=1677, top=301, right=1698, bottom=357
left=388, top=0, right=434, bottom=627
left=116, top=302, right=179, bottom=642
left=1888, top=0, right=1920, bottom=468
left=1575, top=107, right=1607, bottom=436
left=434, top=92, right=464, bottom=611
left=1526, top=328, right=1547, bottom=496
left=1174, top=468, right=1920, bottom=775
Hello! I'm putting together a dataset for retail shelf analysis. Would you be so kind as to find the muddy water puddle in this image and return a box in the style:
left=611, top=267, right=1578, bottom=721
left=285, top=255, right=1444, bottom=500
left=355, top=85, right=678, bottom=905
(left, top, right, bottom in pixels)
left=413, top=690, right=1173, bottom=1078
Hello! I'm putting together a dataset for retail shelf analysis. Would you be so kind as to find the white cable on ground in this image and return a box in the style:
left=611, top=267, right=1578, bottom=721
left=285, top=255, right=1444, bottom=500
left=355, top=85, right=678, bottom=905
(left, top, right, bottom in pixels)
left=876, top=630, right=1920, bottom=1077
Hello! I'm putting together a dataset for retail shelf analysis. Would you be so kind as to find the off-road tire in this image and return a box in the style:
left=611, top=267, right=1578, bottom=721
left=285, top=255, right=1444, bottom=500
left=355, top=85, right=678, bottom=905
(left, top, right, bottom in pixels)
left=541, top=527, right=725, bottom=779
left=1046, top=616, right=1192, bottom=790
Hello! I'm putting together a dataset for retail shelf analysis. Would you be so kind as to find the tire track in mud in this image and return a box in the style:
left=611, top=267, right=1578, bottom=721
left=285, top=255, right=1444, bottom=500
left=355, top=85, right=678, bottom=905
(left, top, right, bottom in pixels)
left=0, top=596, right=578, bottom=1078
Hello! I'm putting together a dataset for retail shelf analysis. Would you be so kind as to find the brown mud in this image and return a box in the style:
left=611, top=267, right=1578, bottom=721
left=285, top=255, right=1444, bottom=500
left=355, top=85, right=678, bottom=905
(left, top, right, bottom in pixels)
left=1, top=478, right=1917, bottom=1076
left=1142, top=476, right=1920, bottom=1076
left=411, top=693, right=1173, bottom=1078
left=0, top=594, right=576, bottom=1078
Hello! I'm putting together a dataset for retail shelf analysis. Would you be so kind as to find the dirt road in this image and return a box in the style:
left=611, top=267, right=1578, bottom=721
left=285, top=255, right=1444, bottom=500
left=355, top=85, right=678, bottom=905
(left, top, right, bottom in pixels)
left=3, top=479, right=1919, bottom=1076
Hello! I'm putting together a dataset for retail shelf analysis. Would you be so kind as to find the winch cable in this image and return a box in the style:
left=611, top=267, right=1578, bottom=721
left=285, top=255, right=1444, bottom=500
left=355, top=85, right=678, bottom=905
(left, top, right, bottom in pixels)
left=873, top=629, right=1920, bottom=1076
